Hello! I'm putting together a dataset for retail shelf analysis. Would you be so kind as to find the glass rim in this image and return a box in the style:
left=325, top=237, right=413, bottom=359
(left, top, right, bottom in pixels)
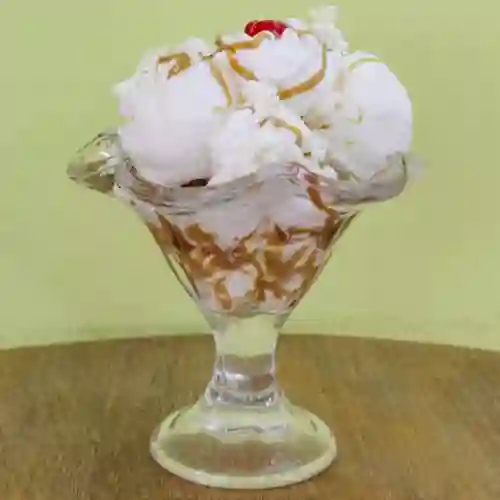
left=70, top=129, right=418, bottom=213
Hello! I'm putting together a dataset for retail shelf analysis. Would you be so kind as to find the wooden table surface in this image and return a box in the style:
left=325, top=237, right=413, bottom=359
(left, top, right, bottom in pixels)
left=1, top=335, right=499, bottom=500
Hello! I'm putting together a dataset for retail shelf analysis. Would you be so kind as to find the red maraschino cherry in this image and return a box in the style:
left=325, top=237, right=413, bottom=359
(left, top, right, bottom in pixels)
left=244, top=20, right=288, bottom=37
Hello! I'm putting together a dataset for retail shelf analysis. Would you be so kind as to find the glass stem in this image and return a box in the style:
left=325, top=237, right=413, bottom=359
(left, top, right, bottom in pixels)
left=205, top=315, right=282, bottom=407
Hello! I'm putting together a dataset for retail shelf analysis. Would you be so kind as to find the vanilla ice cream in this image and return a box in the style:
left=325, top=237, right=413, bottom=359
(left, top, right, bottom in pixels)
left=114, top=6, right=412, bottom=187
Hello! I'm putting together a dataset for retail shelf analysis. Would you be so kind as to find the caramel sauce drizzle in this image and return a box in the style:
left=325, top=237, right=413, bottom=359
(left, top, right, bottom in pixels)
left=145, top=183, right=354, bottom=313
left=213, top=31, right=327, bottom=102
left=157, top=52, right=192, bottom=78
left=227, top=51, right=258, bottom=81
left=215, top=33, right=273, bottom=82
left=259, top=117, right=304, bottom=147
left=215, top=32, right=272, bottom=52
left=207, top=59, right=233, bottom=107
left=214, top=278, right=232, bottom=310
left=278, top=45, right=327, bottom=100
left=154, top=31, right=329, bottom=122
left=157, top=50, right=234, bottom=108
left=306, top=185, right=337, bottom=217
left=347, top=56, right=380, bottom=72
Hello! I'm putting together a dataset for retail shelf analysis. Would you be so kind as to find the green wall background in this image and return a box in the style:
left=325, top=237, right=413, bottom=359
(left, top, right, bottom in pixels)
left=1, top=0, right=499, bottom=349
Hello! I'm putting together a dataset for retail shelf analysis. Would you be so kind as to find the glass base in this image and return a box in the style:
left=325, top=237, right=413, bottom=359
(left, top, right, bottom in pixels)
left=150, top=396, right=336, bottom=489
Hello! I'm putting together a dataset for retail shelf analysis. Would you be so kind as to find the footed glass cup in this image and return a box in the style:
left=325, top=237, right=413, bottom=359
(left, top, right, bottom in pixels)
left=68, top=131, right=411, bottom=489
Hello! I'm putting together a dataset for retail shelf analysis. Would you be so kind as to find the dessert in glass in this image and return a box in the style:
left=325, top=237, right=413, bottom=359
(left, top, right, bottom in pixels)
left=68, top=6, right=417, bottom=490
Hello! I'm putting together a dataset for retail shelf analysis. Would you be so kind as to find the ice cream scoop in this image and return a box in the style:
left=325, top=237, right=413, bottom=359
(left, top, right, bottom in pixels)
left=114, top=6, right=412, bottom=186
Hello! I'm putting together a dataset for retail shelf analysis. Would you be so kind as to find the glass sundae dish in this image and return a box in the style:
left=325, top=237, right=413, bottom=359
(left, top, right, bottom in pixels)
left=68, top=6, right=418, bottom=490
